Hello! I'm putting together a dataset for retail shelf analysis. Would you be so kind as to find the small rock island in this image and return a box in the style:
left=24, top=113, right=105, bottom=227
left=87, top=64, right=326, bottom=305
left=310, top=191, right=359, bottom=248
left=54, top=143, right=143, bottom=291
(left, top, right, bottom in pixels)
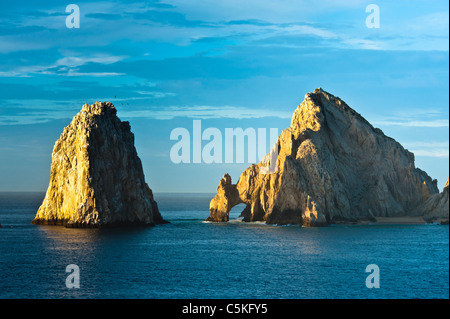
left=32, top=102, right=168, bottom=228
left=206, top=88, right=449, bottom=226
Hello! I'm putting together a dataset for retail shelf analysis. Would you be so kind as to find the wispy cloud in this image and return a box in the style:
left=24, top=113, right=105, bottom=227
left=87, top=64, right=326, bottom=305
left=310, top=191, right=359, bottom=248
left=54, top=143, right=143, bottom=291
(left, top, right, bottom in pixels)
left=135, top=91, right=176, bottom=98
left=372, top=119, right=449, bottom=128
left=0, top=103, right=292, bottom=125
left=65, top=69, right=125, bottom=77
left=0, top=104, right=79, bottom=125
left=0, top=53, right=128, bottom=77
left=121, top=105, right=293, bottom=120
left=404, top=141, right=449, bottom=158
left=2, top=0, right=446, bottom=58
left=56, top=55, right=127, bottom=68
left=370, top=108, right=449, bottom=128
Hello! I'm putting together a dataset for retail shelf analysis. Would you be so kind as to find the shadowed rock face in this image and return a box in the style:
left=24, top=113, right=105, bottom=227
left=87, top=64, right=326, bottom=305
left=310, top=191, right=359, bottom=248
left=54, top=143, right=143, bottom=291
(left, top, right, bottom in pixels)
left=32, top=102, right=168, bottom=228
left=206, top=88, right=443, bottom=226
left=419, top=179, right=449, bottom=224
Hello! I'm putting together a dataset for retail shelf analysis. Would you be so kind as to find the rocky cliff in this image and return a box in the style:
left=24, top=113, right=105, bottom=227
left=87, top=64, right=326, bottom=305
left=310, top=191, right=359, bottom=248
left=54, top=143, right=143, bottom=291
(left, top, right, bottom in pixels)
left=32, top=102, right=167, bottom=228
left=206, top=88, right=446, bottom=226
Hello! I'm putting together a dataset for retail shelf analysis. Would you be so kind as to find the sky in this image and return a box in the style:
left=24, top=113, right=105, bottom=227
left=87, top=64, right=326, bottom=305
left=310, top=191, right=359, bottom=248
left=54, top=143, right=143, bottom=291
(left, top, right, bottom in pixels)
left=0, top=0, right=448, bottom=193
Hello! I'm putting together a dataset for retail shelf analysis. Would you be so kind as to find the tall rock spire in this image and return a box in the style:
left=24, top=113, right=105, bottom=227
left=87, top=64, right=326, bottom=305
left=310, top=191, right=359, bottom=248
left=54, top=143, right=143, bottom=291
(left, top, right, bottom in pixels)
left=32, top=102, right=167, bottom=228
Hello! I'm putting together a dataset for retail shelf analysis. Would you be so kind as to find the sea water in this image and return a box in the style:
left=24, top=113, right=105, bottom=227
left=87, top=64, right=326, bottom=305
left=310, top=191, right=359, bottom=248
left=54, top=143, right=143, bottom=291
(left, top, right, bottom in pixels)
left=0, top=192, right=448, bottom=299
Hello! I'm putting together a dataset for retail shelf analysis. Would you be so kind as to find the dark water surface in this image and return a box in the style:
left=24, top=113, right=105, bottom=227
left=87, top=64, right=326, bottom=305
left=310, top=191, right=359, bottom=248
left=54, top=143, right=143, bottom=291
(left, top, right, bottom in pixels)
left=0, top=192, right=448, bottom=299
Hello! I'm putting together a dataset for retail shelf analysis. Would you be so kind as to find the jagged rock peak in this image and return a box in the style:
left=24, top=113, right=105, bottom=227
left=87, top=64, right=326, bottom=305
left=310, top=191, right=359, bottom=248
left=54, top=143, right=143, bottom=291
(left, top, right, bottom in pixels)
left=292, top=88, right=385, bottom=139
left=206, top=88, right=443, bottom=226
left=32, top=101, right=168, bottom=228
left=82, top=101, right=116, bottom=114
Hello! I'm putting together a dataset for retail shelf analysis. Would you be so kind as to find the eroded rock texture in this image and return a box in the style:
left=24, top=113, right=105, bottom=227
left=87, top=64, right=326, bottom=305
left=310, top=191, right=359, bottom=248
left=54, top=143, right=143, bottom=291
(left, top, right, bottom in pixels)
left=206, top=88, right=446, bottom=226
left=418, top=179, right=449, bottom=224
left=32, top=102, right=167, bottom=228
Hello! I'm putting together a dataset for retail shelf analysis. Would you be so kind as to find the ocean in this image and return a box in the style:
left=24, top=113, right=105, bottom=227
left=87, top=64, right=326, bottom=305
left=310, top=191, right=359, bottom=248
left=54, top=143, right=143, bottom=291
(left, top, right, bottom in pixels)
left=0, top=192, right=448, bottom=299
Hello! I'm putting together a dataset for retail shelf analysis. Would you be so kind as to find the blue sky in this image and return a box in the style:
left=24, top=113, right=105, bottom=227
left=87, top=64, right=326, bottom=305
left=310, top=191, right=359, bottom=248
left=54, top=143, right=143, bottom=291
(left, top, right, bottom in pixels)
left=0, top=0, right=448, bottom=192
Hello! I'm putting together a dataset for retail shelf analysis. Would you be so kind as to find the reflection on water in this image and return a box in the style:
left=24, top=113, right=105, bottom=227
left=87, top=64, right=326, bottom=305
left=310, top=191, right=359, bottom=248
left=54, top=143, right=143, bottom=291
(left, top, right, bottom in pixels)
left=36, top=224, right=152, bottom=245
left=0, top=193, right=448, bottom=299
left=37, top=226, right=101, bottom=249
left=28, top=225, right=159, bottom=299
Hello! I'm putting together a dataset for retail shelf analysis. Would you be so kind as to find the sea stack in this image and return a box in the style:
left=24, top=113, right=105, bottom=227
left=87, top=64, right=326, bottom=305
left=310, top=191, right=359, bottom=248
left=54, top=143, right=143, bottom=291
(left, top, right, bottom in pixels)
left=206, top=88, right=448, bottom=226
left=32, top=102, right=167, bottom=228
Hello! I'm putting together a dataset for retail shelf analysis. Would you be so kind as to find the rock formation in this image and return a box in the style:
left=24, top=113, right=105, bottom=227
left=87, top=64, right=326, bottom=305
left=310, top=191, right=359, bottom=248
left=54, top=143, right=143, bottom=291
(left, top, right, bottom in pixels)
left=32, top=102, right=167, bottom=228
left=418, top=179, right=449, bottom=224
left=206, top=88, right=447, bottom=226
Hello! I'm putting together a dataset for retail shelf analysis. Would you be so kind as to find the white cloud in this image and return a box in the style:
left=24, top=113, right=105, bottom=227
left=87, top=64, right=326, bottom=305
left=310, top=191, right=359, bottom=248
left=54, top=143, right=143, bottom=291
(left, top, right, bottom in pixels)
left=370, top=108, right=449, bottom=128
left=135, top=91, right=176, bottom=98
left=0, top=71, right=31, bottom=77
left=404, top=141, right=449, bottom=158
left=56, top=55, right=127, bottom=68
left=0, top=54, right=127, bottom=77
left=372, top=119, right=449, bottom=128
left=65, top=69, right=125, bottom=77
left=0, top=99, right=292, bottom=125
left=412, top=149, right=449, bottom=158
left=120, top=105, right=293, bottom=120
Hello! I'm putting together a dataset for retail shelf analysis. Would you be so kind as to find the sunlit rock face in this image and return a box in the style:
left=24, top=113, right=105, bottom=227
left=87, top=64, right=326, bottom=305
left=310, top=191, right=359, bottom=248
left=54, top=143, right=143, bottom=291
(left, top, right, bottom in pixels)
left=32, top=102, right=167, bottom=228
left=206, top=88, right=442, bottom=226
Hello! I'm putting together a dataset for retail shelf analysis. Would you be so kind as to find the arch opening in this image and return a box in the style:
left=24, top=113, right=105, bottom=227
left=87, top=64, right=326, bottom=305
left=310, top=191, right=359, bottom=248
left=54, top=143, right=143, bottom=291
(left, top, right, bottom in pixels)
left=228, top=203, right=248, bottom=221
